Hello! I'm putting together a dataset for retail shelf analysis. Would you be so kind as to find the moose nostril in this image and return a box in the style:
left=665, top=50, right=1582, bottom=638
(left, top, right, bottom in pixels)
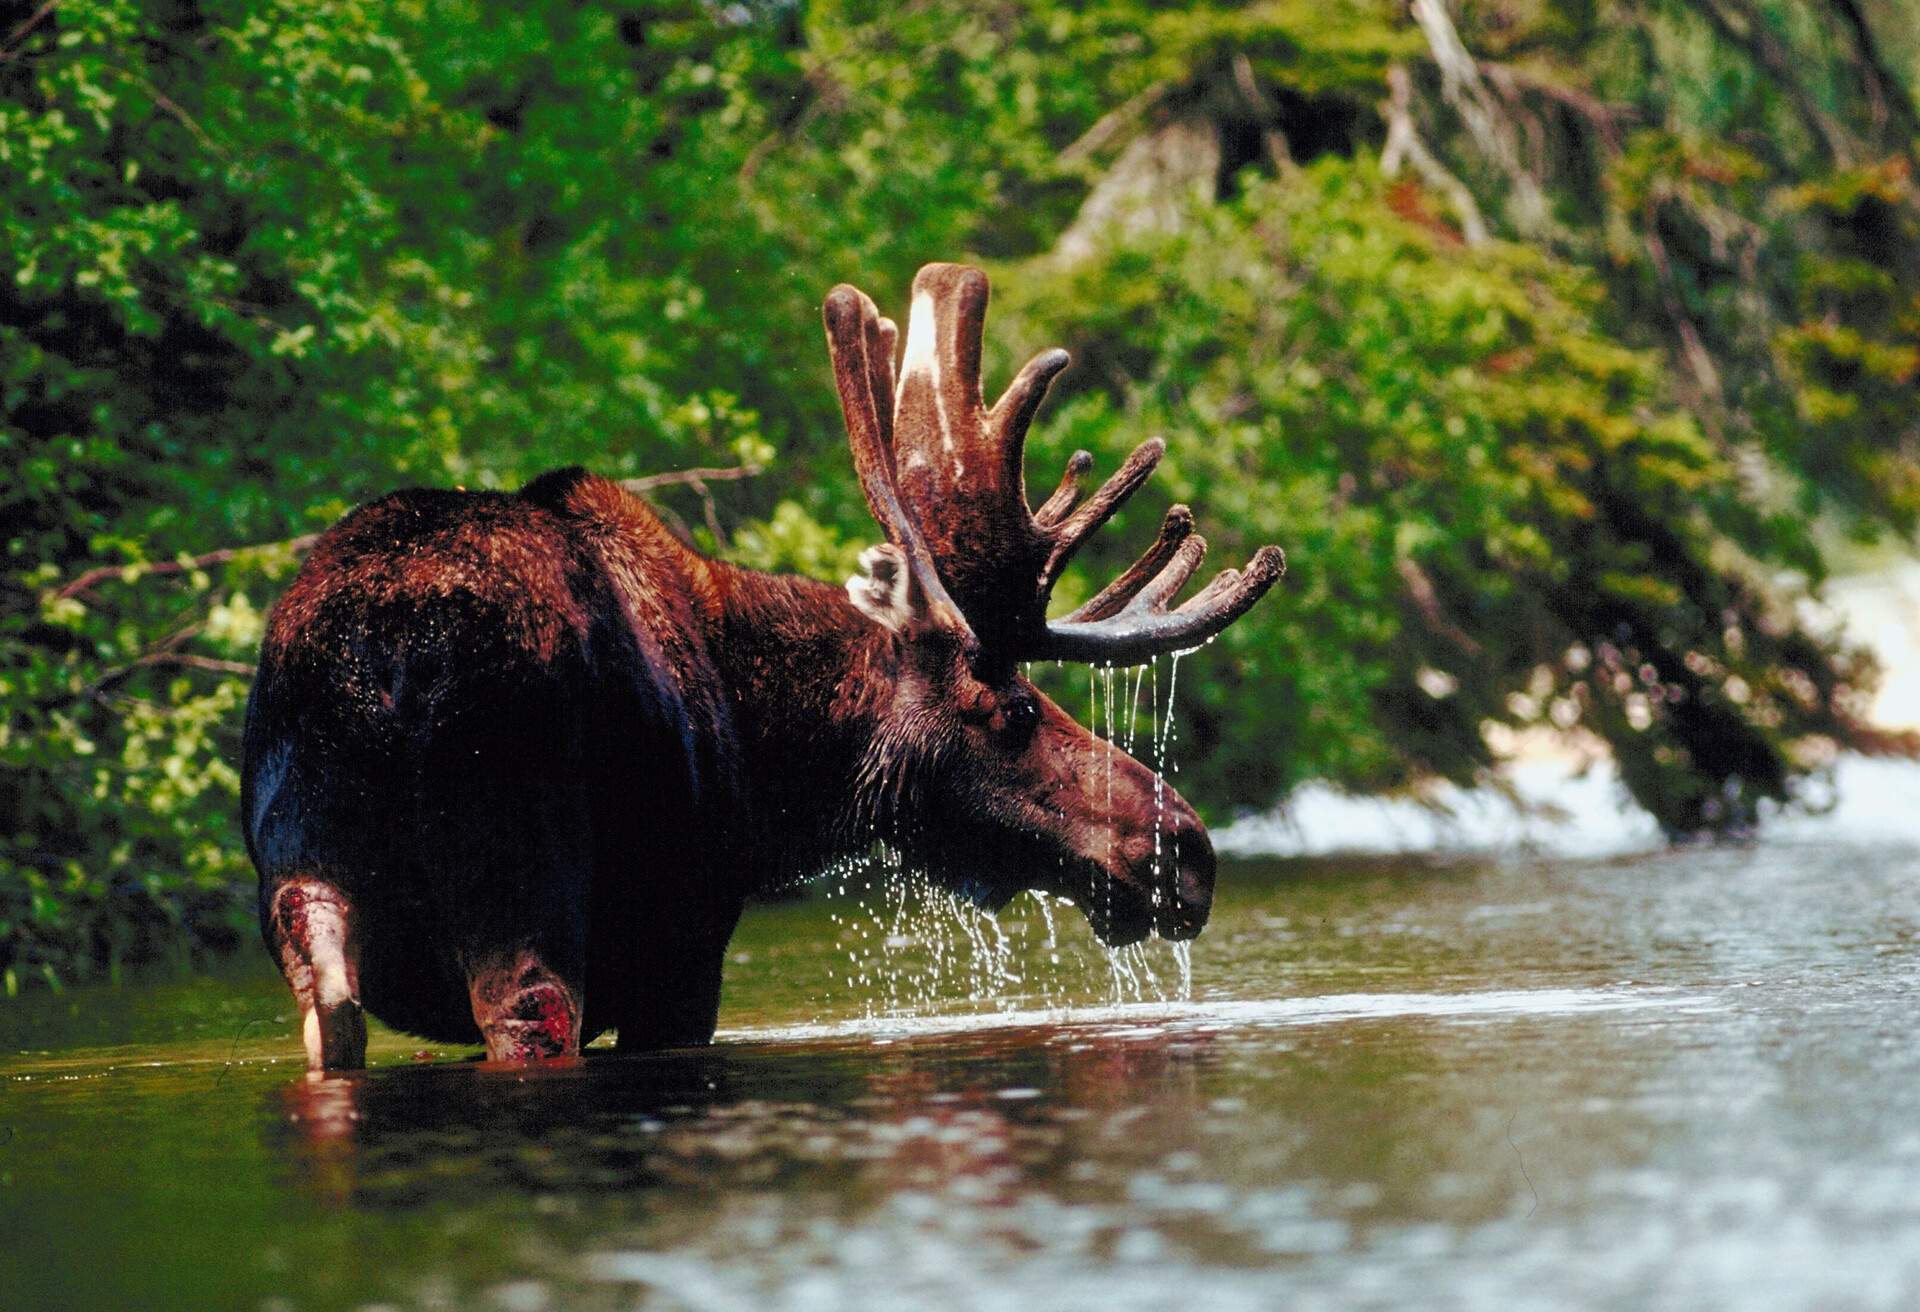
left=1149, top=822, right=1216, bottom=942
left=1172, top=823, right=1215, bottom=910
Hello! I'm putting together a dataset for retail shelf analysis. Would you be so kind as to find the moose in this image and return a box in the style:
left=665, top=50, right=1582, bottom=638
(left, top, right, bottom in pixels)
left=242, top=264, right=1284, bottom=1071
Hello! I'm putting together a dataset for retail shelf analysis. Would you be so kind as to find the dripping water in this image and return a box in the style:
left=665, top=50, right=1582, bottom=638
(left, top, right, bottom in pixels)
left=810, top=652, right=1197, bottom=1020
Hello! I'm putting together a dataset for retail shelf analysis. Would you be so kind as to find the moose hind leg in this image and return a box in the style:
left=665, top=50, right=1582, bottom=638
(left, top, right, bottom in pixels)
left=267, top=877, right=367, bottom=1072
left=466, top=950, right=583, bottom=1063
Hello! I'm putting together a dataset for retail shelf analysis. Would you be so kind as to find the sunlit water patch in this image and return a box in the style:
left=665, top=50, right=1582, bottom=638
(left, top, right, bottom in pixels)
left=6, top=835, right=1920, bottom=1311
left=718, top=984, right=1714, bottom=1045
left=1218, top=752, right=1920, bottom=860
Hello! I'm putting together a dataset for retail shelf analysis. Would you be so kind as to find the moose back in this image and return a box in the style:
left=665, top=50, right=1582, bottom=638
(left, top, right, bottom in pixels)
left=243, top=264, right=1283, bottom=1070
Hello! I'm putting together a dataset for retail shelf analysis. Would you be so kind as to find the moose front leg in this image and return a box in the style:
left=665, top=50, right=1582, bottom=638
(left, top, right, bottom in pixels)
left=465, top=947, right=585, bottom=1062
left=612, top=897, right=743, bottom=1052
left=266, top=876, right=367, bottom=1072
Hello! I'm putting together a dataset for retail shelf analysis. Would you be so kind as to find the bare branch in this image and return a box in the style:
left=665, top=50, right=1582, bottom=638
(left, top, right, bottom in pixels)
left=98, top=65, right=231, bottom=162
left=135, top=653, right=256, bottom=677
left=647, top=497, right=700, bottom=550
left=740, top=85, right=830, bottom=183
left=1230, top=53, right=1297, bottom=177
left=88, top=650, right=256, bottom=697
left=1478, top=60, right=1630, bottom=153
left=1409, top=0, right=1552, bottom=237
left=1058, top=82, right=1173, bottom=169
left=55, top=534, right=321, bottom=601
left=53, top=466, right=761, bottom=600
left=0, top=0, right=60, bottom=63
left=1396, top=556, right=1483, bottom=655
left=1826, top=0, right=1920, bottom=148
left=1679, top=0, right=1854, bottom=164
left=734, top=0, right=937, bottom=183
left=1641, top=189, right=1725, bottom=409
left=620, top=463, right=764, bottom=493
left=1381, top=65, right=1490, bottom=246
left=621, top=463, right=765, bottom=549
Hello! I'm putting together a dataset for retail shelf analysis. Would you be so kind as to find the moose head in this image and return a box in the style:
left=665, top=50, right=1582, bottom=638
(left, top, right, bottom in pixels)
left=823, top=264, right=1285, bottom=946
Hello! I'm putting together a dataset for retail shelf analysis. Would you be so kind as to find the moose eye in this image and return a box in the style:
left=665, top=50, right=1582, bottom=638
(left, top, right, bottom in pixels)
left=1000, top=695, right=1040, bottom=744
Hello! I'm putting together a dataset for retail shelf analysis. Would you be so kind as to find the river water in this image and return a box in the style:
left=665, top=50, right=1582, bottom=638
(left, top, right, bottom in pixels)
left=4, top=781, right=1919, bottom=1311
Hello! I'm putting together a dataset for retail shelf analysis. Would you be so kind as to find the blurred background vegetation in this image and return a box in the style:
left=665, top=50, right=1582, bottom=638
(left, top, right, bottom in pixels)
left=4, top=0, right=1918, bottom=989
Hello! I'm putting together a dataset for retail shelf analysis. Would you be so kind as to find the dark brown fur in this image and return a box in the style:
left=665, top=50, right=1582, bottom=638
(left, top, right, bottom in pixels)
left=245, top=467, right=1213, bottom=1069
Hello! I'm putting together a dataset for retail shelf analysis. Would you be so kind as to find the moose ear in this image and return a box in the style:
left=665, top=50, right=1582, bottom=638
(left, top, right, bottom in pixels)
left=846, top=544, right=921, bottom=632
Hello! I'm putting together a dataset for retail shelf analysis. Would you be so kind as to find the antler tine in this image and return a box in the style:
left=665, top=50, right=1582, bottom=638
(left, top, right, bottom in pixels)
left=1059, top=504, right=1194, bottom=623
left=1038, top=545, right=1286, bottom=666
left=902, top=263, right=989, bottom=413
left=1040, top=437, right=1165, bottom=590
left=825, top=286, right=906, bottom=542
left=869, top=314, right=899, bottom=446
left=889, top=262, right=1062, bottom=657
left=855, top=262, right=1284, bottom=665
left=1131, top=533, right=1208, bottom=612
left=1035, top=450, right=1093, bottom=527
left=992, top=347, right=1072, bottom=491
left=1176, top=566, right=1241, bottom=615
left=821, top=290, right=887, bottom=522
left=824, top=283, right=975, bottom=641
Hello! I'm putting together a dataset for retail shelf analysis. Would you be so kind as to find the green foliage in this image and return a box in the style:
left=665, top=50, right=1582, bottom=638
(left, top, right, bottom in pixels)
left=3, top=0, right=1915, bottom=984
left=1000, top=161, right=1881, bottom=826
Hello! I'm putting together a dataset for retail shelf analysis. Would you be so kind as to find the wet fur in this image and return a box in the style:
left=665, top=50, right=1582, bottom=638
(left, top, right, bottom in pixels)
left=244, top=469, right=893, bottom=1051
left=245, top=465, right=1211, bottom=1062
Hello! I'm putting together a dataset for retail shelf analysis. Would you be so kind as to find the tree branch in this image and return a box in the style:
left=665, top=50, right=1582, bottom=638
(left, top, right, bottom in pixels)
left=1680, top=0, right=1854, bottom=164
left=1478, top=60, right=1630, bottom=154
left=622, top=463, right=763, bottom=549
left=1396, top=556, right=1483, bottom=655
left=0, top=0, right=60, bottom=63
left=88, top=650, right=256, bottom=697
left=75, top=617, right=216, bottom=698
left=1642, top=189, right=1725, bottom=410
left=619, top=463, right=763, bottom=494
left=1058, top=82, right=1172, bottom=169
left=99, top=64, right=232, bottom=162
left=55, top=534, right=321, bottom=600
left=53, top=466, right=761, bottom=601
left=1825, top=0, right=1920, bottom=149
left=1381, top=65, right=1490, bottom=246
left=1409, top=0, right=1553, bottom=237
left=1230, top=53, right=1298, bottom=177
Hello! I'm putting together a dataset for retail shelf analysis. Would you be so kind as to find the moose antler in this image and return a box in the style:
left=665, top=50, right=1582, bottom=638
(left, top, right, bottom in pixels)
left=824, top=263, right=1284, bottom=666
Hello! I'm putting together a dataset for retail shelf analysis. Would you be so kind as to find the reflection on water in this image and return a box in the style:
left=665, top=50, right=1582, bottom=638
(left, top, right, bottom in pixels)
left=5, top=821, right=1920, bottom=1310
left=1220, top=752, right=1920, bottom=860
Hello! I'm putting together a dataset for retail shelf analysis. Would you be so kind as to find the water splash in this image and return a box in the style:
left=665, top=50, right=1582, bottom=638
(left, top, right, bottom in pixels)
left=819, top=876, right=1197, bottom=1019
left=810, top=652, right=1200, bottom=1022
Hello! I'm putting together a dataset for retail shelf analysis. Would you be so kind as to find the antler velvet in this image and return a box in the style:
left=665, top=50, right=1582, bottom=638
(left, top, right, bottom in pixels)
left=823, top=263, right=1284, bottom=667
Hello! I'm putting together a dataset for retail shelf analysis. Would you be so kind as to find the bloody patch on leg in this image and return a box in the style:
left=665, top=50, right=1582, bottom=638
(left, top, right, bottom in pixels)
left=467, top=953, right=581, bottom=1063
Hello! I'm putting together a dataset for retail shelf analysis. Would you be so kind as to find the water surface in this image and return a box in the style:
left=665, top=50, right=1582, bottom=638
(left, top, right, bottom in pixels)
left=5, top=830, right=1919, bottom=1310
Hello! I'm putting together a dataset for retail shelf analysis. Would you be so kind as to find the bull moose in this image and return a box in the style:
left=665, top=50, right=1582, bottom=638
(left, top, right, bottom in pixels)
left=242, top=264, right=1284, bottom=1071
